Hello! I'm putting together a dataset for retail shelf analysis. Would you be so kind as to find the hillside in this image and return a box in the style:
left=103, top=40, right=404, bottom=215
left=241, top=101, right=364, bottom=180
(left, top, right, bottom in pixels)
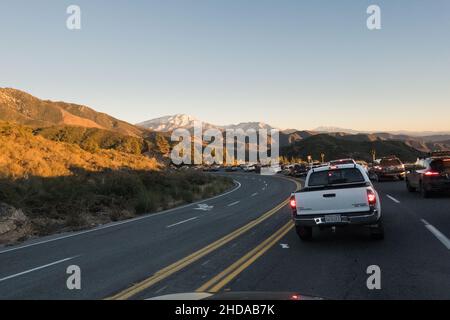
left=0, top=121, right=233, bottom=244
left=281, top=134, right=424, bottom=163
left=35, top=126, right=147, bottom=155
left=0, top=88, right=142, bottom=137
left=0, top=122, right=158, bottom=179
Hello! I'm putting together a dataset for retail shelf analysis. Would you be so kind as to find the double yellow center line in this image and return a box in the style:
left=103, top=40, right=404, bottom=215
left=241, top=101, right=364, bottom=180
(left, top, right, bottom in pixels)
left=108, top=199, right=289, bottom=300
left=196, top=221, right=293, bottom=293
left=108, top=178, right=301, bottom=300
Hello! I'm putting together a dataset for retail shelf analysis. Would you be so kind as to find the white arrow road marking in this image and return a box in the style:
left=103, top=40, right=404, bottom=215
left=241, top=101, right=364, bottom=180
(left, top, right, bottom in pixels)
left=0, top=256, right=79, bottom=282
left=251, top=193, right=258, bottom=197
left=166, top=217, right=198, bottom=228
left=386, top=194, right=401, bottom=204
left=280, top=244, right=290, bottom=249
left=227, top=201, right=240, bottom=207
left=421, top=219, right=450, bottom=250
left=194, top=204, right=214, bottom=211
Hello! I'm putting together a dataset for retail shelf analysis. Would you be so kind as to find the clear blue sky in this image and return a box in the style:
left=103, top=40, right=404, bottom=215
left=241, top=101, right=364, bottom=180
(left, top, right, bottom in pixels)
left=1, top=0, right=449, bottom=131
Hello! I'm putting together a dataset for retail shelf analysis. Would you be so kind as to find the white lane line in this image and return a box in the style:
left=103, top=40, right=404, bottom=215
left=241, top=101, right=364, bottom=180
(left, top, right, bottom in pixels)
left=386, top=194, right=401, bottom=204
left=227, top=201, right=240, bottom=207
left=154, top=285, right=167, bottom=294
left=251, top=192, right=258, bottom=197
left=166, top=217, right=198, bottom=228
left=0, top=180, right=242, bottom=255
left=0, top=256, right=78, bottom=283
left=421, top=219, right=450, bottom=250
left=201, top=260, right=210, bottom=267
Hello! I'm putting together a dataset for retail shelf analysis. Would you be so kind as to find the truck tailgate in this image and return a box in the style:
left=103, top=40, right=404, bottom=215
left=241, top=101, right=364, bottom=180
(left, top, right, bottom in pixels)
left=295, top=187, right=370, bottom=215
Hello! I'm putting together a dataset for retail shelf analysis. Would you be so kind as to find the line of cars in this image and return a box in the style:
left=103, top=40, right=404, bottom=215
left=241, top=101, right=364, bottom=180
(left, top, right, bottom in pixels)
left=405, top=151, right=450, bottom=198
left=288, top=152, right=450, bottom=241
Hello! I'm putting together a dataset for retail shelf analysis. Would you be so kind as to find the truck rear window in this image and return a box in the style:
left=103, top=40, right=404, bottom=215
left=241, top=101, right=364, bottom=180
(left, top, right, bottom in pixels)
left=309, top=168, right=365, bottom=187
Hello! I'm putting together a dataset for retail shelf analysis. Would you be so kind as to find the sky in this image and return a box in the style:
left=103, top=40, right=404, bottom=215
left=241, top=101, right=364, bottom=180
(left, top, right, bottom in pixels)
left=1, top=0, right=449, bottom=132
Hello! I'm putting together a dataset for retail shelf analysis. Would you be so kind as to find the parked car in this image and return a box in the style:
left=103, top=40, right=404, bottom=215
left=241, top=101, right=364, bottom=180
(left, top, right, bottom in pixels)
left=370, top=156, right=405, bottom=181
left=225, top=166, right=239, bottom=172
left=355, top=160, right=369, bottom=174
left=261, top=164, right=282, bottom=175
left=207, top=165, right=220, bottom=172
left=242, top=164, right=256, bottom=172
left=291, top=164, right=309, bottom=177
left=405, top=152, right=450, bottom=197
left=290, top=163, right=383, bottom=240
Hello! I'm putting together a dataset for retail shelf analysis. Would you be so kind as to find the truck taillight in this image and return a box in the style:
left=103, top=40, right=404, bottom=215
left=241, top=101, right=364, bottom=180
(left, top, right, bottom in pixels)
left=367, top=189, right=377, bottom=206
left=290, top=195, right=297, bottom=209
left=290, top=195, right=297, bottom=218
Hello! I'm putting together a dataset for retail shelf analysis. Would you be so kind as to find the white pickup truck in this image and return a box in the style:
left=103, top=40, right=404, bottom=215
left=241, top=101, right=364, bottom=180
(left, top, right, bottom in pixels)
left=290, top=163, right=383, bottom=240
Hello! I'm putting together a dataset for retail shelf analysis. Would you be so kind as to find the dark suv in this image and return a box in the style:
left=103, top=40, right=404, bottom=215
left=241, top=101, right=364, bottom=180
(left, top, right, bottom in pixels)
left=370, top=156, right=405, bottom=181
left=406, top=153, right=450, bottom=197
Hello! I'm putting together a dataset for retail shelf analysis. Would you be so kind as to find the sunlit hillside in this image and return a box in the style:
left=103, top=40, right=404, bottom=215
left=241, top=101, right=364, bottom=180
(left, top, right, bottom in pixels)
left=0, top=122, right=159, bottom=179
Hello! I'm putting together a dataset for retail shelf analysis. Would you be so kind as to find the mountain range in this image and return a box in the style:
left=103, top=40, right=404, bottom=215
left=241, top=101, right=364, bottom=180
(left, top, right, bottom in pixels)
left=1, top=88, right=449, bottom=162
left=0, top=88, right=142, bottom=137
left=137, top=113, right=450, bottom=153
left=136, top=114, right=276, bottom=133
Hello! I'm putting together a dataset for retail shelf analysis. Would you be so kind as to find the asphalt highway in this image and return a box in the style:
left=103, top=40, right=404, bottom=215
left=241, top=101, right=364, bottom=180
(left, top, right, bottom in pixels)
left=1, top=173, right=449, bottom=300
left=0, top=173, right=297, bottom=299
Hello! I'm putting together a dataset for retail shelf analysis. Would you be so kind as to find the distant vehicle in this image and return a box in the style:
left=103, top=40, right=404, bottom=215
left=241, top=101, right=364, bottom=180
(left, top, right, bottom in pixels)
left=290, top=164, right=383, bottom=241
left=205, top=165, right=220, bottom=172
left=328, top=159, right=357, bottom=166
left=242, top=164, right=256, bottom=172
left=225, top=166, right=239, bottom=172
left=271, top=164, right=282, bottom=173
left=405, top=153, right=450, bottom=198
left=355, top=160, right=369, bottom=174
left=370, top=156, right=405, bottom=181
left=261, top=164, right=282, bottom=175
left=291, top=164, right=309, bottom=177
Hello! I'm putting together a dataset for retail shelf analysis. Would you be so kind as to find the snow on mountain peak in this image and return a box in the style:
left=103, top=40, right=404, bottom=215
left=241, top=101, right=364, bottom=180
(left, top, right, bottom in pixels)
left=137, top=114, right=278, bottom=132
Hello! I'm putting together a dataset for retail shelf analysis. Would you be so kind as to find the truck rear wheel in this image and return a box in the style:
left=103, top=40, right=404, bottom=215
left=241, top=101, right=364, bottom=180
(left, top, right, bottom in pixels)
left=296, top=226, right=312, bottom=241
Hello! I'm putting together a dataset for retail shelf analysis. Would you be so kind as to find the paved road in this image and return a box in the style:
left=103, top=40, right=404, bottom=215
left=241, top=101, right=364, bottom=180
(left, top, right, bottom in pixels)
left=0, top=173, right=297, bottom=299
left=1, top=174, right=449, bottom=299
left=138, top=180, right=450, bottom=300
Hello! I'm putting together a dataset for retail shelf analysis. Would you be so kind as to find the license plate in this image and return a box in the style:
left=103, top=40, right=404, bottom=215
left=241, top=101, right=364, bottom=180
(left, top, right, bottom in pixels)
left=325, top=214, right=342, bottom=223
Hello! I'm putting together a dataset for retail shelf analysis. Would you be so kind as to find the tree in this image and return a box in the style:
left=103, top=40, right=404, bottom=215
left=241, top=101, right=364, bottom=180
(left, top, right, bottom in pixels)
left=155, top=134, right=170, bottom=156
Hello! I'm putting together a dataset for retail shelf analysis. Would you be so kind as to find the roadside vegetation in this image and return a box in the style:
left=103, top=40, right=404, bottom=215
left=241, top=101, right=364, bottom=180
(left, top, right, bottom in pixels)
left=0, top=169, right=233, bottom=244
left=0, top=122, right=234, bottom=245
